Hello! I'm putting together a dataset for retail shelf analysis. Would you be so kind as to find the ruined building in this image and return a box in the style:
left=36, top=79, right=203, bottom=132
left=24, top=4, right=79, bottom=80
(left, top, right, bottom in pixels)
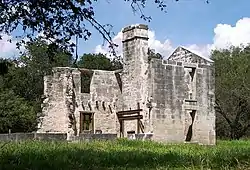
left=37, top=24, right=216, bottom=145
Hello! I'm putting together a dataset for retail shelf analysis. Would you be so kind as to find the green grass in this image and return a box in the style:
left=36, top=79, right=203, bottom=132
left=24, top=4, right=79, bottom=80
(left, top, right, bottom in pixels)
left=1, top=139, right=250, bottom=170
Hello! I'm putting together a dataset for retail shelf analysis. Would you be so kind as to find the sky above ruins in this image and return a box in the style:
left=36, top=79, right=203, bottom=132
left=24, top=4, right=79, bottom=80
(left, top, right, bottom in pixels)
left=1, top=0, right=250, bottom=58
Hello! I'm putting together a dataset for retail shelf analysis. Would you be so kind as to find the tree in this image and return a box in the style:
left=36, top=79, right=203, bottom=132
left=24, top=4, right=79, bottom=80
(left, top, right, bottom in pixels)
left=0, top=0, right=208, bottom=58
left=77, top=53, right=122, bottom=93
left=0, top=38, right=73, bottom=132
left=77, top=53, right=122, bottom=70
left=212, top=45, right=250, bottom=140
left=0, top=59, right=12, bottom=75
left=22, top=38, right=74, bottom=74
left=0, top=89, right=36, bottom=133
left=3, top=39, right=73, bottom=109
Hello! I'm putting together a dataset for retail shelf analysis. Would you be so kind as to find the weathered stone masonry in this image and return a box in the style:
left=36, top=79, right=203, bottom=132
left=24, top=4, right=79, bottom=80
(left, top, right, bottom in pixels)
left=38, top=24, right=216, bottom=145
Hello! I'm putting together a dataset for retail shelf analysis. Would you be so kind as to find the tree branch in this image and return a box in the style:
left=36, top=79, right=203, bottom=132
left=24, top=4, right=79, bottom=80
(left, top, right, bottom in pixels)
left=215, top=99, right=232, bottom=126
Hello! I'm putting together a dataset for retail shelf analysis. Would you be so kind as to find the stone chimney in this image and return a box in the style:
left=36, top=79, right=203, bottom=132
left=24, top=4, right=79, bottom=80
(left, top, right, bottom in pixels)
left=121, top=24, right=149, bottom=110
left=122, top=24, right=149, bottom=64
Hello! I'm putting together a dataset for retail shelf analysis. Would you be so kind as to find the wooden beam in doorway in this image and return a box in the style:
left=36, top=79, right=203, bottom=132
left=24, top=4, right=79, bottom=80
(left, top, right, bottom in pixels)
left=118, top=115, right=143, bottom=121
left=116, top=109, right=142, bottom=116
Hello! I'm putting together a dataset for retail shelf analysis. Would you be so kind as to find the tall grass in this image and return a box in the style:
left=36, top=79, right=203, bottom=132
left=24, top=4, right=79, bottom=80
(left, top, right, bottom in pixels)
left=1, top=139, right=250, bottom=169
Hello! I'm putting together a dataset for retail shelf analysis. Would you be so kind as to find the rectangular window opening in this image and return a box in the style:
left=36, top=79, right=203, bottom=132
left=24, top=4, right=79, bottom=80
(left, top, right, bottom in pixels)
left=80, top=70, right=94, bottom=93
left=189, top=68, right=196, bottom=82
left=184, top=67, right=197, bottom=100
left=80, top=112, right=94, bottom=133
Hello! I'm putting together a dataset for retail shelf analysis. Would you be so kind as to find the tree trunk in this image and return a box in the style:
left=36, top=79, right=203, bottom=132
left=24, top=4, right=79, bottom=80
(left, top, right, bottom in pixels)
left=230, top=129, right=240, bottom=140
left=230, top=124, right=247, bottom=140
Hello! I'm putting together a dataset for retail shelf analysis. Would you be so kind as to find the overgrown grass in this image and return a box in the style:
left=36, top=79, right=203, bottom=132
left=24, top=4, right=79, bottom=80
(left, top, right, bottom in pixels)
left=1, top=139, right=250, bottom=169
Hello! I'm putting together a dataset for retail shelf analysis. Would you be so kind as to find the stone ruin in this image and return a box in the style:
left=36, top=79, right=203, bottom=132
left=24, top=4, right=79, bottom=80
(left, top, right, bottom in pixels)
left=37, top=24, right=216, bottom=145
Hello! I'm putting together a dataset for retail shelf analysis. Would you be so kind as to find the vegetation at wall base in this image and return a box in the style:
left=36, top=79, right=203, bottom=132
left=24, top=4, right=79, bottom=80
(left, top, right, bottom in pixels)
left=0, top=139, right=250, bottom=170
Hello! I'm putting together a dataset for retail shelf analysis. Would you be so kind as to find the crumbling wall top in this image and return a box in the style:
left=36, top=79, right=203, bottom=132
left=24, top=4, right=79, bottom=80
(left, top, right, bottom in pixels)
left=51, top=67, right=121, bottom=74
left=51, top=67, right=79, bottom=74
left=122, top=24, right=148, bottom=33
left=122, top=24, right=149, bottom=43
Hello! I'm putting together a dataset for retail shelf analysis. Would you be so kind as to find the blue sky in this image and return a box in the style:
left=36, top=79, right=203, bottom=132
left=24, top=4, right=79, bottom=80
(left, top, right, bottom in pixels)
left=1, top=0, right=250, bottom=58
left=78, top=0, right=250, bottom=56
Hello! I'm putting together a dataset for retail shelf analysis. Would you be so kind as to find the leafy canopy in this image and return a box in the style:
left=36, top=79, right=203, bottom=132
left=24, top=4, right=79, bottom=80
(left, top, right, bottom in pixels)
left=0, top=38, right=73, bottom=132
left=77, top=53, right=122, bottom=71
left=0, top=0, right=208, bottom=55
left=212, top=45, right=250, bottom=139
left=0, top=89, right=36, bottom=133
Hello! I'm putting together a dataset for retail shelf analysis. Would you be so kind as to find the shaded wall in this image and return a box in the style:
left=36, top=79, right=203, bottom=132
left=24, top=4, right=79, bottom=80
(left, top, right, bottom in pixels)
left=149, top=59, right=215, bottom=145
left=194, top=64, right=216, bottom=144
left=149, top=59, right=188, bottom=143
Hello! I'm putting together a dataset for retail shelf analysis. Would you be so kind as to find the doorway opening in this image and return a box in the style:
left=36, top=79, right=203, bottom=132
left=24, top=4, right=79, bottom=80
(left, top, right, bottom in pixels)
left=80, top=111, right=94, bottom=133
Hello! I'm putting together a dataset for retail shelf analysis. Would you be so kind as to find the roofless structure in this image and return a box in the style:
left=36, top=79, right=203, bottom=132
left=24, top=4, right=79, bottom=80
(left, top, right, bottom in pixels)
left=38, top=24, right=216, bottom=145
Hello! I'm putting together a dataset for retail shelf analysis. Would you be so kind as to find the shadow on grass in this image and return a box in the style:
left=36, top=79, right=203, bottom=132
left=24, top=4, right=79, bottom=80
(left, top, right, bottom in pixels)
left=0, top=147, right=199, bottom=169
left=1, top=140, right=250, bottom=170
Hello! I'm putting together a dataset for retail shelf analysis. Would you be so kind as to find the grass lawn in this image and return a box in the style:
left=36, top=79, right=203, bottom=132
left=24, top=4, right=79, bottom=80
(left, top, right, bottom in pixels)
left=0, top=139, right=250, bottom=169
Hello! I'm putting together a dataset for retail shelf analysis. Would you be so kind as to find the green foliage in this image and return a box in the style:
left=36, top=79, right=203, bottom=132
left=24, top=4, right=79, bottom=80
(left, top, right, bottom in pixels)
left=2, top=39, right=73, bottom=110
left=23, top=38, right=74, bottom=73
left=0, top=59, right=12, bottom=76
left=77, top=53, right=113, bottom=70
left=0, top=89, right=36, bottom=133
left=77, top=53, right=122, bottom=93
left=0, top=140, right=250, bottom=169
left=0, top=0, right=171, bottom=52
left=0, top=39, right=73, bottom=133
left=212, top=45, right=250, bottom=139
left=77, top=53, right=122, bottom=71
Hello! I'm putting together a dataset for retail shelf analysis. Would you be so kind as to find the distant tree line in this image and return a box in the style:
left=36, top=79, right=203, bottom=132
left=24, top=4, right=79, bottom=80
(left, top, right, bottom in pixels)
left=0, top=39, right=250, bottom=140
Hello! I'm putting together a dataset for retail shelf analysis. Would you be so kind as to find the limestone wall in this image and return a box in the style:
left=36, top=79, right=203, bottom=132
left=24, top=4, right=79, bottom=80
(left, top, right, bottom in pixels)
left=149, top=59, right=215, bottom=145
left=38, top=67, right=122, bottom=136
left=194, top=64, right=216, bottom=145
left=37, top=67, right=71, bottom=133
left=149, top=59, right=188, bottom=143
left=77, top=70, right=122, bottom=134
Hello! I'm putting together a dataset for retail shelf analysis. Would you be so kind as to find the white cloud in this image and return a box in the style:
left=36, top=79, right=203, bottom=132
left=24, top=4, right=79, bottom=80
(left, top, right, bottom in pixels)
left=147, top=30, right=175, bottom=58
left=0, top=34, right=29, bottom=59
left=213, top=17, right=250, bottom=50
left=0, top=34, right=19, bottom=58
left=0, top=31, right=74, bottom=59
left=95, top=31, right=123, bottom=59
left=95, top=17, right=250, bottom=58
left=2, top=17, right=250, bottom=59
left=94, top=29, right=175, bottom=59
left=186, top=44, right=213, bottom=58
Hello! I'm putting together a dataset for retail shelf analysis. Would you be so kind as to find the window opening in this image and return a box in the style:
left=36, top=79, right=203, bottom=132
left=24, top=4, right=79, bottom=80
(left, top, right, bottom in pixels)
left=80, top=70, right=93, bottom=93
left=80, top=112, right=94, bottom=133
left=185, top=110, right=196, bottom=142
